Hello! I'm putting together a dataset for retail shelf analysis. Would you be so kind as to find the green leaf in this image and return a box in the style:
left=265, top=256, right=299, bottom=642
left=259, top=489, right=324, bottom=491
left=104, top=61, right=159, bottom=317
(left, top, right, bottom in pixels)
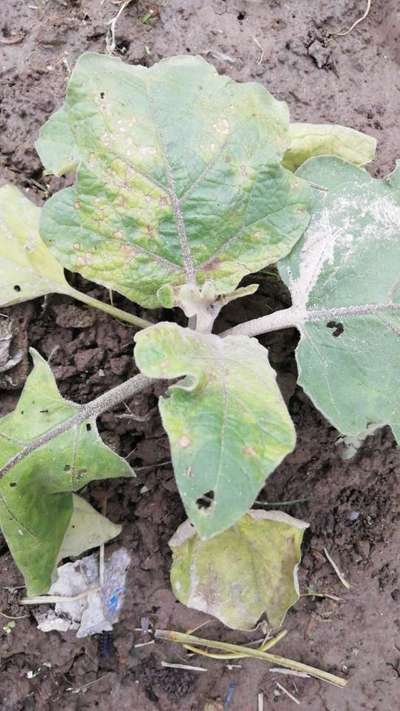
left=57, top=494, right=121, bottom=562
left=134, top=323, right=295, bottom=538
left=283, top=123, right=377, bottom=172
left=35, top=107, right=79, bottom=176
left=0, top=349, right=132, bottom=595
left=0, top=184, right=71, bottom=307
left=170, top=510, right=308, bottom=629
left=38, top=52, right=312, bottom=309
left=279, top=156, right=400, bottom=441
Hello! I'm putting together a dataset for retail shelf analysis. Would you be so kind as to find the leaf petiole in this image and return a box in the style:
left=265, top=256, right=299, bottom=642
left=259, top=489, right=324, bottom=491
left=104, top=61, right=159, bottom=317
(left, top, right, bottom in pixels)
left=68, top=287, right=153, bottom=330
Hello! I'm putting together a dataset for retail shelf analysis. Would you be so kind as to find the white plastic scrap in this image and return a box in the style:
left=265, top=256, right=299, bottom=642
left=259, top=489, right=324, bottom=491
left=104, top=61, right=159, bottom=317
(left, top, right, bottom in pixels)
left=36, top=548, right=130, bottom=638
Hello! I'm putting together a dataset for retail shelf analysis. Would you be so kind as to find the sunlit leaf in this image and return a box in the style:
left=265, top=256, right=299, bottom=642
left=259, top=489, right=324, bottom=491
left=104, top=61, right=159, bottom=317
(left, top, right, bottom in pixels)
left=134, top=323, right=295, bottom=538
left=0, top=184, right=71, bottom=307
left=170, top=510, right=308, bottom=629
left=283, top=123, right=376, bottom=172
left=38, top=52, right=312, bottom=309
left=279, top=157, right=400, bottom=440
left=0, top=349, right=133, bottom=595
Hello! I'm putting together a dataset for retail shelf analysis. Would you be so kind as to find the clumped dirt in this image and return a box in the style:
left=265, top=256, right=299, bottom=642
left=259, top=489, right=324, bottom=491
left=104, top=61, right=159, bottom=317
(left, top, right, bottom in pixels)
left=1, top=1, right=400, bottom=709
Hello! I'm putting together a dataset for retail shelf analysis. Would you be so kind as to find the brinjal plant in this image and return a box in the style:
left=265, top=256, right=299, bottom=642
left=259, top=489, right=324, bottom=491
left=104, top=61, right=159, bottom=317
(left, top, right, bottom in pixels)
left=1, top=52, right=393, bottom=633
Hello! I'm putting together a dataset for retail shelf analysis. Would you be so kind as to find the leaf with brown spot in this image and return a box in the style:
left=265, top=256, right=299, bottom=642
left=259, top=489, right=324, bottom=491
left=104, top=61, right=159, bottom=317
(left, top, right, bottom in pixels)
left=170, top=510, right=308, bottom=629
left=135, top=323, right=295, bottom=538
left=37, top=53, right=312, bottom=309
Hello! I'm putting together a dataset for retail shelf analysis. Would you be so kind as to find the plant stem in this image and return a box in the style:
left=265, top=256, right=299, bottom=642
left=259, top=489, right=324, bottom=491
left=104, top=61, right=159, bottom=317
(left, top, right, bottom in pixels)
left=154, top=629, right=347, bottom=687
left=223, top=301, right=400, bottom=338
left=68, top=287, right=153, bottom=330
left=0, top=373, right=153, bottom=479
left=255, top=497, right=310, bottom=507
left=222, top=306, right=301, bottom=338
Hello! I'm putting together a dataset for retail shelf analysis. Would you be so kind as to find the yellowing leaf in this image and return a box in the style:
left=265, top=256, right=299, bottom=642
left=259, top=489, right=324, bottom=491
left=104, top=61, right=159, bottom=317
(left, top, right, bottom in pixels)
left=38, top=53, right=312, bottom=308
left=57, top=494, right=121, bottom=562
left=170, top=510, right=308, bottom=630
left=283, top=123, right=376, bottom=172
left=134, top=323, right=295, bottom=538
left=0, top=184, right=71, bottom=307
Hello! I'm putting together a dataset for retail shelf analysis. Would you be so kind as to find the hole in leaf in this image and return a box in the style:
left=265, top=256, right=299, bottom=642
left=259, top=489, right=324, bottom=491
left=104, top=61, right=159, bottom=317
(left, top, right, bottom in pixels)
left=237, top=11, right=246, bottom=20
left=196, top=490, right=215, bottom=510
left=13, top=285, right=21, bottom=292
left=64, top=464, right=71, bottom=471
left=9, top=482, right=16, bottom=488
left=326, top=321, right=344, bottom=338
left=116, top=38, right=130, bottom=53
left=100, top=91, right=105, bottom=99
left=86, top=423, right=92, bottom=432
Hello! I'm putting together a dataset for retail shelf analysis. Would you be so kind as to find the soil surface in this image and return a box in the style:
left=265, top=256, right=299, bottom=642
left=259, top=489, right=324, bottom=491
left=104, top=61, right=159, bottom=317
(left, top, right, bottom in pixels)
left=1, top=1, right=400, bottom=709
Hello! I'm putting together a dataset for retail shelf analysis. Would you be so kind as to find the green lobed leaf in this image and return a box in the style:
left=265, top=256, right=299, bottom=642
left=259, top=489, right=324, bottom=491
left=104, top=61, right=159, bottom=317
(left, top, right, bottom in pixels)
left=279, top=156, right=400, bottom=441
left=0, top=350, right=132, bottom=595
left=134, top=323, right=295, bottom=538
left=0, top=184, right=71, bottom=307
left=170, top=510, right=308, bottom=629
left=282, top=123, right=377, bottom=172
left=37, top=52, right=312, bottom=309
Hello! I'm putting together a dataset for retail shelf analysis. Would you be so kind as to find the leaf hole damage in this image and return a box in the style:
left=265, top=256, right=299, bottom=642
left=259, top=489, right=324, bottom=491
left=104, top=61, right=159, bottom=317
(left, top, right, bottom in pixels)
left=64, top=464, right=71, bottom=471
left=100, top=91, right=105, bottom=99
left=86, top=423, right=92, bottom=432
left=13, top=285, right=21, bottom=292
left=326, top=321, right=344, bottom=338
left=196, top=490, right=215, bottom=510
left=9, top=482, right=16, bottom=488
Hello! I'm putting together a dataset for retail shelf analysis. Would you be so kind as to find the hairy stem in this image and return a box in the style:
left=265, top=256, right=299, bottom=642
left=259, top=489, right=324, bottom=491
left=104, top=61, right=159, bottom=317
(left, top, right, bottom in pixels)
left=222, top=301, right=400, bottom=338
left=222, top=306, right=301, bottom=338
left=68, top=287, right=153, bottom=330
left=0, top=373, right=153, bottom=479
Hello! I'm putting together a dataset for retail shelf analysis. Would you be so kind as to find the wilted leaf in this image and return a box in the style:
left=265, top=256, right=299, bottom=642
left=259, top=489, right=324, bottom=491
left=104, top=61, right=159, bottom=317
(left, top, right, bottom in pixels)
left=38, top=52, right=312, bottom=309
left=283, top=123, right=376, bottom=172
left=0, top=349, right=133, bottom=595
left=134, top=323, right=295, bottom=538
left=57, top=494, right=121, bottom=562
left=170, top=510, right=308, bottom=629
left=0, top=184, right=71, bottom=307
left=279, top=156, right=400, bottom=440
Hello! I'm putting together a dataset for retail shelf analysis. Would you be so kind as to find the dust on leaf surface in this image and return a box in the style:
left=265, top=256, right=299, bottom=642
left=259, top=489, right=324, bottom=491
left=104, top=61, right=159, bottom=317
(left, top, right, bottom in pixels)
left=169, top=510, right=308, bottom=629
left=0, top=350, right=132, bottom=595
left=279, top=156, right=400, bottom=440
left=37, top=52, right=312, bottom=309
left=0, top=184, right=71, bottom=307
left=134, top=323, right=295, bottom=538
